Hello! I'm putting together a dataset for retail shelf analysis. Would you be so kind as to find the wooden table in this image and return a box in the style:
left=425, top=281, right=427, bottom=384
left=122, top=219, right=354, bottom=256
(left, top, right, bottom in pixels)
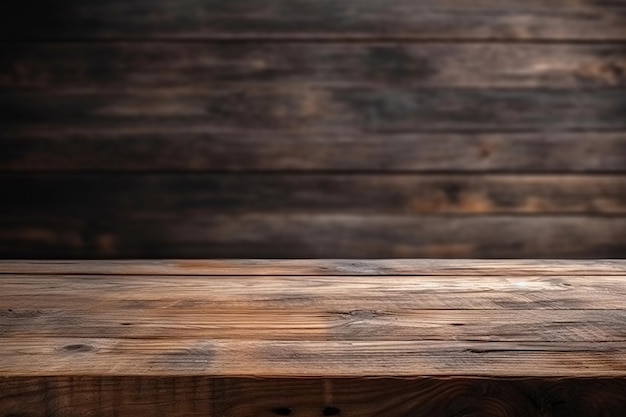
left=1, top=260, right=625, bottom=416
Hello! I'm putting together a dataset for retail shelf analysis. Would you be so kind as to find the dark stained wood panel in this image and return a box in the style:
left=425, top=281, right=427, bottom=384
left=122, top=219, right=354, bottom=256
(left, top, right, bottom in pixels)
left=1, top=174, right=625, bottom=215
left=0, top=1, right=624, bottom=262
left=1, top=213, right=625, bottom=258
left=2, top=43, right=625, bottom=90
left=2, top=0, right=626, bottom=40
left=2, top=89, right=626, bottom=131
left=2, top=42, right=625, bottom=174
left=3, top=130, right=626, bottom=172
left=1, top=377, right=625, bottom=417
left=0, top=174, right=624, bottom=258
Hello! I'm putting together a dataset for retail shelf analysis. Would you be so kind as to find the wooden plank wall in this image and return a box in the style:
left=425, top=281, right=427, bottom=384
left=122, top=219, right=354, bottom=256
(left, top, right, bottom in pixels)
left=1, top=0, right=625, bottom=258
left=3, top=377, right=625, bottom=417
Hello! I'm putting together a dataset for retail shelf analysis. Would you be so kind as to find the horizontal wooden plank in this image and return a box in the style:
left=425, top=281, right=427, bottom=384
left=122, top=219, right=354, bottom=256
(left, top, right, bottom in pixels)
left=2, top=43, right=625, bottom=174
left=2, top=0, right=626, bottom=40
left=1, top=260, right=624, bottom=384
left=1, top=174, right=625, bottom=215
left=3, top=259, right=626, bottom=276
left=2, top=130, right=626, bottom=172
left=0, top=265, right=625, bottom=377
left=2, top=377, right=625, bottom=417
left=2, top=89, right=625, bottom=131
left=0, top=214, right=625, bottom=258
left=2, top=272, right=626, bottom=315
left=1, top=338, right=625, bottom=377
left=2, top=43, right=626, bottom=90
left=3, top=275, right=626, bottom=309
left=10, top=308, right=618, bottom=342
left=0, top=174, right=625, bottom=258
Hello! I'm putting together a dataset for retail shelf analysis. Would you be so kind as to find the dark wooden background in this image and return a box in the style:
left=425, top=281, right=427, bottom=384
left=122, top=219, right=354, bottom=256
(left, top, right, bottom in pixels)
left=1, top=0, right=625, bottom=258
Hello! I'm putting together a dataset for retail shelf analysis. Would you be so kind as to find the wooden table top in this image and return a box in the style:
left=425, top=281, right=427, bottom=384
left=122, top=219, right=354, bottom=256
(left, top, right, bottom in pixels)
left=1, top=259, right=625, bottom=378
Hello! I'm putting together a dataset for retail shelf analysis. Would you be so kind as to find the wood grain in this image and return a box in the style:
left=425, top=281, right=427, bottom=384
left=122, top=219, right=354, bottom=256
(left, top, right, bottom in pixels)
left=2, top=259, right=626, bottom=276
left=2, top=377, right=625, bottom=417
left=1, top=43, right=625, bottom=173
left=2, top=0, right=626, bottom=40
left=8, top=336, right=617, bottom=376
left=1, top=214, right=625, bottom=258
left=1, top=261, right=624, bottom=414
left=2, top=43, right=625, bottom=90
left=0, top=260, right=625, bottom=377
left=3, top=275, right=626, bottom=335
left=1, top=174, right=625, bottom=215
left=0, top=272, right=625, bottom=308
left=1, top=174, right=624, bottom=258
left=3, top=130, right=626, bottom=172
left=2, top=89, right=626, bottom=132
left=1, top=0, right=625, bottom=265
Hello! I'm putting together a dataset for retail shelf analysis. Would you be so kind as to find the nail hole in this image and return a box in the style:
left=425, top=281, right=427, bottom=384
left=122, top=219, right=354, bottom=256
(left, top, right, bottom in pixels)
left=121, top=323, right=131, bottom=326
left=273, top=407, right=293, bottom=416
left=323, top=406, right=341, bottom=416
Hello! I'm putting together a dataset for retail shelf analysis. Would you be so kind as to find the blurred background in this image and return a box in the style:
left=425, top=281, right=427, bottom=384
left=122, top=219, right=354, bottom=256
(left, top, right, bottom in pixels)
left=0, top=0, right=625, bottom=258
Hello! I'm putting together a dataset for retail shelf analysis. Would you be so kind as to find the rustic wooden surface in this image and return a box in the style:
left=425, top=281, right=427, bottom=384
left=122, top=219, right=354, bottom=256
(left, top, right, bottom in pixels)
left=1, top=377, right=626, bottom=417
left=3, top=90, right=626, bottom=131
left=1, top=213, right=625, bottom=258
left=1, top=260, right=625, bottom=377
left=0, top=175, right=625, bottom=258
left=3, top=174, right=626, bottom=214
left=2, top=132, right=626, bottom=173
left=3, top=259, right=626, bottom=275
left=1, top=260, right=625, bottom=416
left=1, top=1, right=625, bottom=259
left=3, top=43, right=625, bottom=89
left=2, top=0, right=626, bottom=40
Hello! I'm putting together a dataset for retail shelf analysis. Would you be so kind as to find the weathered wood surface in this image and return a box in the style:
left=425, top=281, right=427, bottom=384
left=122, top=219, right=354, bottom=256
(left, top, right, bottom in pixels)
left=1, top=260, right=625, bottom=415
left=2, top=0, right=626, bottom=40
left=1, top=42, right=625, bottom=173
left=3, top=131, right=626, bottom=172
left=1, top=174, right=625, bottom=214
left=3, top=89, right=626, bottom=131
left=1, top=173, right=624, bottom=258
left=1, top=174, right=625, bottom=256
left=2, top=259, right=626, bottom=276
left=2, top=377, right=625, bottom=417
left=3, top=43, right=625, bottom=90
left=1, top=215, right=625, bottom=258
left=1, top=260, right=625, bottom=378
left=1, top=1, right=625, bottom=261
